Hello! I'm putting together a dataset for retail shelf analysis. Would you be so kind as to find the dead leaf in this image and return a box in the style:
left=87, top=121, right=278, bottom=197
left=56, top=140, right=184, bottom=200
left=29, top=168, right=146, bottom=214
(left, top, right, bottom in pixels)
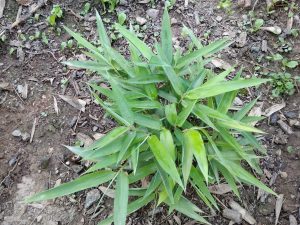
left=0, top=0, right=5, bottom=18
left=76, top=133, right=93, bottom=147
left=248, top=102, right=263, bottom=126
left=99, top=186, right=115, bottom=198
left=209, top=184, right=232, bottom=195
left=211, top=58, right=232, bottom=70
left=53, top=96, right=59, bottom=115
left=58, top=95, right=86, bottom=112
left=229, top=200, right=256, bottom=224
left=264, top=102, right=286, bottom=117
left=275, top=194, right=284, bottom=225
left=223, top=208, right=242, bottom=223
left=261, top=26, right=282, bottom=35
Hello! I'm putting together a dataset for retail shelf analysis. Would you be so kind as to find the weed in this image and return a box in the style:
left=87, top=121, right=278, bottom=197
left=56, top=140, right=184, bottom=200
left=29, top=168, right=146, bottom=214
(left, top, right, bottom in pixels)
left=268, top=72, right=296, bottom=97
left=99, top=0, right=119, bottom=12
left=48, top=5, right=63, bottom=26
left=26, top=9, right=275, bottom=225
left=117, top=12, right=127, bottom=25
left=218, top=0, right=232, bottom=13
left=81, top=2, right=91, bottom=16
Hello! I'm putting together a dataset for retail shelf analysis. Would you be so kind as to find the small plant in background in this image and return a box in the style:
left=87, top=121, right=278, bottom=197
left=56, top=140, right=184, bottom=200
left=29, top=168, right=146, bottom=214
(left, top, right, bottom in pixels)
left=117, top=12, right=127, bottom=25
left=268, top=72, right=299, bottom=97
left=251, top=18, right=264, bottom=32
left=218, top=0, right=232, bottom=13
left=81, top=2, right=91, bottom=16
left=99, top=0, right=119, bottom=12
left=26, top=8, right=275, bottom=225
left=266, top=53, right=299, bottom=70
left=48, top=5, right=63, bottom=26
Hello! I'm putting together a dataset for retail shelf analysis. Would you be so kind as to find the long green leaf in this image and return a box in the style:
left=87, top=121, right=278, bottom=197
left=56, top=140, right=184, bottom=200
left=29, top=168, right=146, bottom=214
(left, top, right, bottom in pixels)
left=26, top=171, right=115, bottom=202
left=182, top=133, right=193, bottom=188
left=134, top=113, right=162, bottom=130
left=161, top=7, right=173, bottom=64
left=165, top=103, right=177, bottom=126
left=183, top=129, right=208, bottom=183
left=185, top=79, right=270, bottom=100
left=114, top=172, right=129, bottom=225
left=148, top=135, right=183, bottom=188
left=117, top=131, right=136, bottom=163
left=176, top=100, right=196, bottom=127
left=98, top=194, right=155, bottom=225
left=160, top=129, right=176, bottom=160
left=96, top=10, right=111, bottom=47
left=115, top=24, right=153, bottom=60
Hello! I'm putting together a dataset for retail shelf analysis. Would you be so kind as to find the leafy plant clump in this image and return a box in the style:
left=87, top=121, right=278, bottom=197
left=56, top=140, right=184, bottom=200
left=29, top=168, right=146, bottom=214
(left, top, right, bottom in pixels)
left=26, top=8, right=275, bottom=225
left=268, top=72, right=299, bottom=97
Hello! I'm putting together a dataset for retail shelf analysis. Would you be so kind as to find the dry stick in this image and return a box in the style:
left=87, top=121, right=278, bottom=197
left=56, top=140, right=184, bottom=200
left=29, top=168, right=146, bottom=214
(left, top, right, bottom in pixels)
left=10, top=0, right=47, bottom=29
left=0, top=159, right=19, bottom=186
left=30, top=117, right=37, bottom=143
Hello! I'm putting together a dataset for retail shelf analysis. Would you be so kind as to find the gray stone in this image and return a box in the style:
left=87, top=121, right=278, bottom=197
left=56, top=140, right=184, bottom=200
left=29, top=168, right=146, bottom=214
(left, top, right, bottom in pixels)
left=21, top=132, right=30, bottom=141
left=85, top=189, right=100, bottom=209
left=12, top=129, right=22, bottom=137
left=284, top=111, right=297, bottom=119
left=146, top=9, right=159, bottom=19
left=216, top=16, right=222, bottom=22
left=136, top=16, right=147, bottom=25
left=8, top=155, right=18, bottom=166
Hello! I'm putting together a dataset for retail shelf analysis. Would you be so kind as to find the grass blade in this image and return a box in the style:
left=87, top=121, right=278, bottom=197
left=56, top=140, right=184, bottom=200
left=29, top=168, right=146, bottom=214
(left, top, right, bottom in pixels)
left=161, top=7, right=173, bottom=64
left=114, top=171, right=129, bottom=225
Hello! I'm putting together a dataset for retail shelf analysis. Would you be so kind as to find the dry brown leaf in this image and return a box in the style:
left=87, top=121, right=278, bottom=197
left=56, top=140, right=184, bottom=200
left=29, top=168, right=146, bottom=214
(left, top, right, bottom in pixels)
left=275, top=194, right=284, bottom=225
left=229, top=200, right=256, bottom=224
left=223, top=208, right=242, bottom=223
left=209, top=184, right=232, bottom=195
left=248, top=102, right=263, bottom=126
left=58, top=95, right=86, bottom=112
left=99, top=186, right=115, bottom=198
left=53, top=96, right=59, bottom=115
left=264, top=102, right=286, bottom=117
left=0, top=0, right=5, bottom=18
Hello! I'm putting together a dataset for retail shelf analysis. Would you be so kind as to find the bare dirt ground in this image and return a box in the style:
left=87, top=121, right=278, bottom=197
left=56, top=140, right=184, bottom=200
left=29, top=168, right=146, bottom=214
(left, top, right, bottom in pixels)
left=0, top=0, right=299, bottom=225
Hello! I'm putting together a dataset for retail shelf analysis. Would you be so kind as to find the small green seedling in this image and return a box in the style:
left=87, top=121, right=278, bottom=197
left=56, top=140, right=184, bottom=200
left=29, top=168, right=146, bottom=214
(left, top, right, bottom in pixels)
left=48, top=5, right=63, bottom=26
left=218, top=0, right=232, bottom=12
left=268, top=72, right=296, bottom=97
left=100, top=0, right=119, bottom=12
left=61, top=39, right=74, bottom=50
left=81, top=2, right=91, bottom=15
left=117, top=12, right=127, bottom=25
left=251, top=18, right=264, bottom=32
left=266, top=53, right=298, bottom=70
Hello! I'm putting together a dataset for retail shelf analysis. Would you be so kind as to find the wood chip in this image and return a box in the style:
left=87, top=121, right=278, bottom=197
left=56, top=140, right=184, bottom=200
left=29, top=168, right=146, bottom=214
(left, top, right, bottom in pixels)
left=248, top=102, right=263, bottom=126
left=211, top=59, right=232, bottom=70
left=30, top=117, right=37, bottom=143
left=275, top=194, right=284, bottom=225
left=93, top=133, right=104, bottom=140
left=229, top=200, right=256, bottom=224
left=209, top=184, right=232, bottom=195
left=277, top=120, right=293, bottom=134
left=58, top=95, right=86, bottom=112
left=53, top=96, right=59, bottom=115
left=0, top=0, right=5, bottom=18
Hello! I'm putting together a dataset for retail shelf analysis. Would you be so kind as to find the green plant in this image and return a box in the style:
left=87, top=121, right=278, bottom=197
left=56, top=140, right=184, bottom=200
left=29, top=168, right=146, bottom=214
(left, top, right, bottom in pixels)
left=217, top=0, right=232, bottom=12
left=81, top=2, right=91, bottom=15
left=268, top=72, right=298, bottom=97
left=26, top=9, right=275, bottom=225
left=251, top=18, right=264, bottom=32
left=117, top=12, right=127, bottom=25
left=265, top=53, right=298, bottom=70
left=48, top=5, right=63, bottom=26
left=99, top=0, right=119, bottom=12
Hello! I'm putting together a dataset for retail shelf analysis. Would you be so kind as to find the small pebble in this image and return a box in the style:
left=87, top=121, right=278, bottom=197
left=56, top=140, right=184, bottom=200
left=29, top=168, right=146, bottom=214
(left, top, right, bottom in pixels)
left=279, top=171, right=288, bottom=178
left=36, top=215, right=43, bottom=223
left=216, top=16, right=222, bottom=22
left=21, top=132, right=30, bottom=141
left=8, top=156, right=18, bottom=166
left=136, top=16, right=147, bottom=25
left=146, top=9, right=159, bottom=19
left=12, top=129, right=22, bottom=137
left=85, top=189, right=100, bottom=209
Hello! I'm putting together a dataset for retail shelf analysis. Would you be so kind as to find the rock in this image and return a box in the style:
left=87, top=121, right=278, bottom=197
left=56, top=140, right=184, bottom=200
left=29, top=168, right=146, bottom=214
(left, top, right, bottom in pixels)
left=39, top=157, right=51, bottom=170
left=216, top=16, right=222, bottom=22
left=21, top=132, right=30, bottom=141
left=284, top=111, right=297, bottom=119
left=279, top=171, right=288, bottom=178
left=8, top=155, right=18, bottom=166
left=12, top=129, right=22, bottom=137
left=136, top=16, right=147, bottom=25
left=236, top=32, right=247, bottom=47
left=92, top=126, right=98, bottom=132
left=261, top=40, right=268, bottom=52
left=289, top=215, right=297, bottom=225
left=85, top=189, right=100, bottom=209
left=36, top=215, right=43, bottom=223
left=171, top=18, right=178, bottom=25
left=146, top=9, right=159, bottom=19
left=71, top=164, right=83, bottom=174
left=270, top=113, right=279, bottom=125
